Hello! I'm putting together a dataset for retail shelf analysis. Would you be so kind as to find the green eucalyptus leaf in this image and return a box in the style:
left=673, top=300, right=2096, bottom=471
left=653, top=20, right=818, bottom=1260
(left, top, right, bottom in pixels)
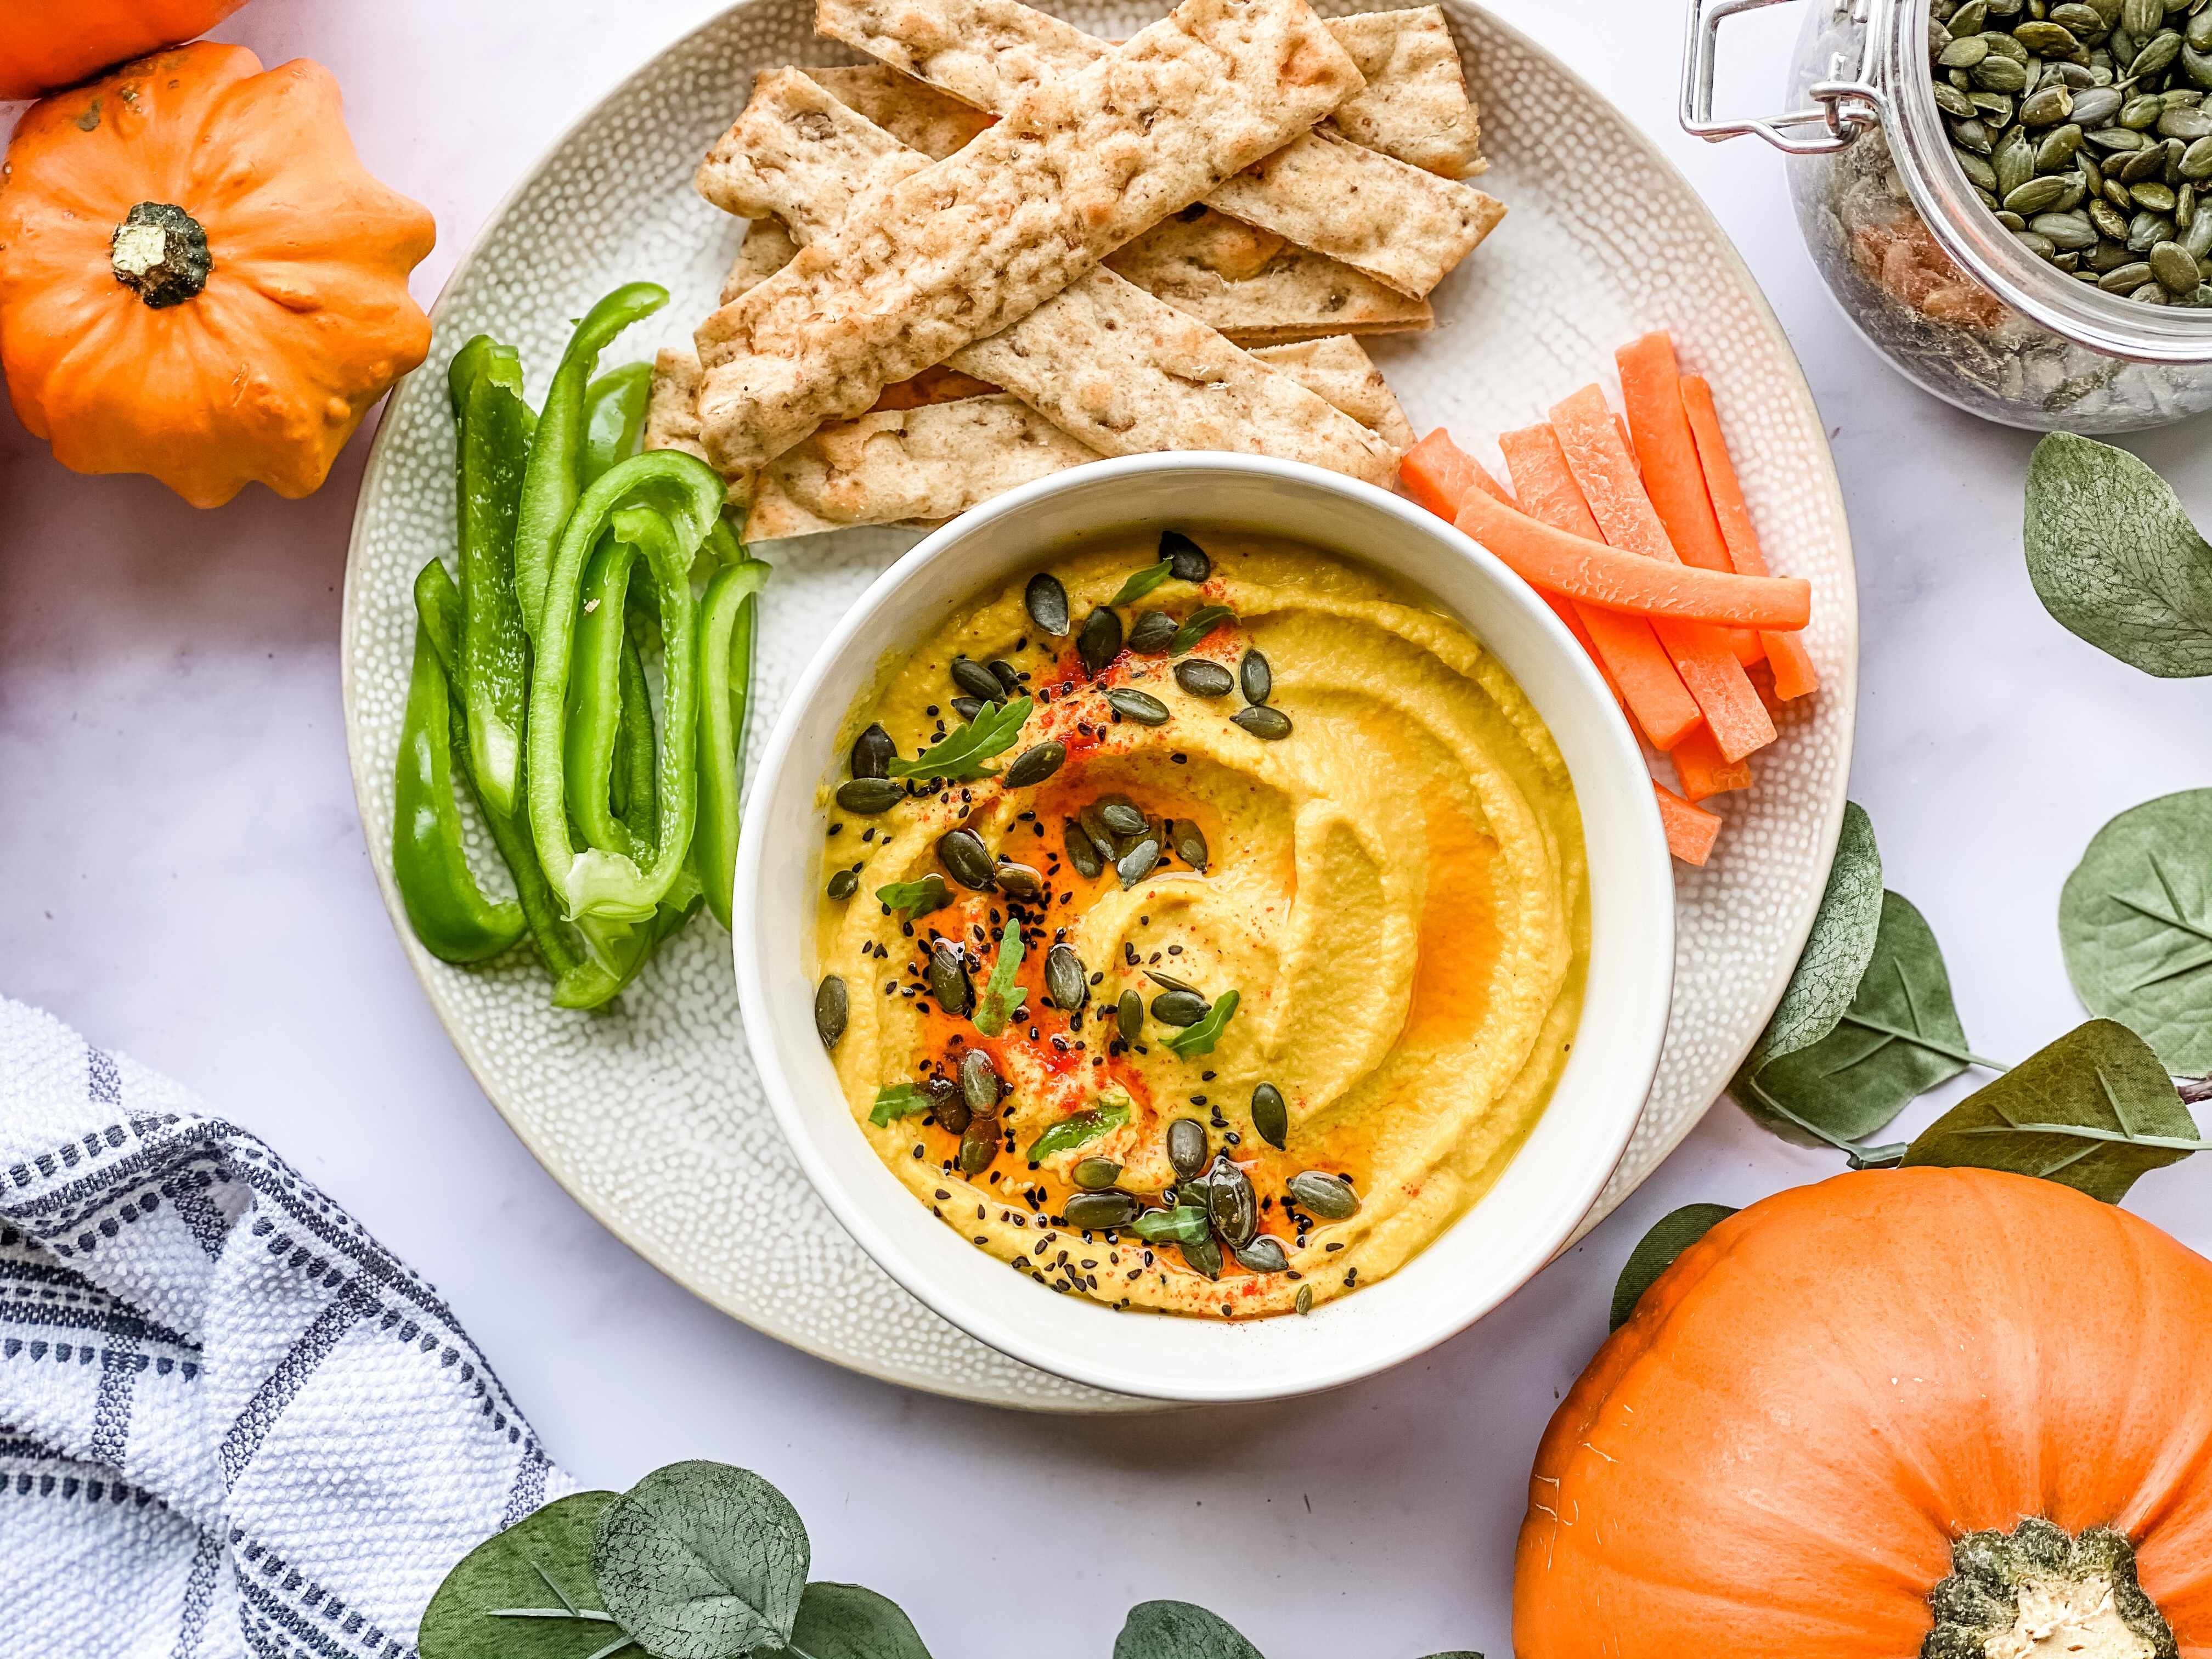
left=1028, top=1097, right=1131, bottom=1160
left=888, top=698, right=1032, bottom=780
left=1113, top=1601, right=1265, bottom=1659
left=1108, top=560, right=1175, bottom=607
left=1734, top=892, right=1974, bottom=1149
left=420, top=1491, right=626, bottom=1659
left=972, top=919, right=1026, bottom=1038
left=2023, top=432, right=2212, bottom=678
left=781, top=1583, right=932, bottom=1659
left=1609, top=1204, right=1737, bottom=1333
left=1903, top=1019, right=2207, bottom=1202
left=592, top=1463, right=808, bottom=1659
left=1742, top=802, right=1883, bottom=1077
left=874, top=875, right=950, bottom=918
left=2059, top=788, right=2212, bottom=1073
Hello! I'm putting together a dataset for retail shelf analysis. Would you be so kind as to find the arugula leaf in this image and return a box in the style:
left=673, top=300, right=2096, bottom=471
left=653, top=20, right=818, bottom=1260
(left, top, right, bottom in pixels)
left=1162, top=989, right=1240, bottom=1058
left=868, top=1084, right=929, bottom=1127
left=1609, top=1204, right=1737, bottom=1333
left=2059, top=788, right=2212, bottom=1073
left=1172, top=605, right=1236, bottom=655
left=1734, top=891, right=1983, bottom=1153
left=1028, top=1095, right=1131, bottom=1160
left=593, top=1463, right=808, bottom=1659
left=1902, top=1019, right=2208, bottom=1202
left=1130, top=1206, right=1211, bottom=1245
left=2024, top=432, right=2212, bottom=678
left=420, top=1491, right=627, bottom=1659
left=887, top=697, right=1033, bottom=780
left=973, top=919, right=1026, bottom=1037
left=876, top=874, right=950, bottom=918
left=1108, top=560, right=1175, bottom=607
left=1113, top=1601, right=1265, bottom=1659
left=782, top=1583, right=932, bottom=1659
left=1741, top=802, right=1883, bottom=1077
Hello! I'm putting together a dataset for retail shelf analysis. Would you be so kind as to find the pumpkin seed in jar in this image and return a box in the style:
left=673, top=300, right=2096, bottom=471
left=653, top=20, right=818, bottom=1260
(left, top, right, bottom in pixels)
left=2091, top=196, right=2135, bottom=236
left=928, top=943, right=974, bottom=1017
left=1954, top=116, right=1997, bottom=154
left=2192, top=4, right=2212, bottom=49
left=2049, top=2, right=2104, bottom=31
left=2129, top=208, right=2176, bottom=247
left=1287, top=1170, right=1361, bottom=1220
left=2185, top=207, right=2212, bottom=253
left=1232, top=705, right=1293, bottom=740
left=2120, top=139, right=2172, bottom=180
left=1106, top=688, right=1170, bottom=726
left=2021, top=83, right=2077, bottom=126
left=2016, top=19, right=2083, bottom=52
left=2133, top=31, right=2183, bottom=78
left=1004, top=741, right=1066, bottom=788
left=938, top=828, right=997, bottom=890
left=1025, top=571, right=1071, bottom=636
left=2038, top=122, right=2085, bottom=168
left=1251, top=1082, right=1288, bottom=1150
left=1233, top=1237, right=1289, bottom=1274
left=2031, top=208, right=2099, bottom=245
left=2151, top=236, right=2203, bottom=286
left=836, top=777, right=903, bottom=814
left=1941, top=32, right=1994, bottom=65
left=2099, top=258, right=2157, bottom=286
left=2072, top=85, right=2125, bottom=127
left=2188, top=43, right=2212, bottom=89
left=2123, top=0, right=2160, bottom=34
left=1169, top=818, right=1207, bottom=871
left=2085, top=124, right=2148, bottom=150
left=1073, top=1156, right=1121, bottom=1189
left=950, top=657, right=1003, bottom=701
left=2055, top=174, right=2089, bottom=208
left=1957, top=146, right=2001, bottom=191
left=1127, top=610, right=1177, bottom=653
left=1167, top=1117, right=1209, bottom=1180
left=1160, top=530, right=1212, bottom=583
left=1063, top=817, right=1103, bottom=879
left=2124, top=91, right=2169, bottom=128
left=1045, top=943, right=1089, bottom=1010
left=2134, top=178, right=2180, bottom=208
left=1116, top=837, right=1161, bottom=888
left=850, top=722, right=896, bottom=779
left=1173, top=658, right=1235, bottom=698
left=1117, top=988, right=1142, bottom=1042
left=1951, top=0, right=1993, bottom=33
left=1973, top=52, right=2030, bottom=90
left=2163, top=105, right=2212, bottom=138
left=1065, top=1190, right=1141, bottom=1231
left=1996, top=129, right=2036, bottom=195
left=2006, top=174, right=2071, bottom=212
left=815, top=975, right=848, bottom=1048
left=1937, top=80, right=1981, bottom=116
left=1076, top=607, right=1122, bottom=676
left=2187, top=137, right=2212, bottom=177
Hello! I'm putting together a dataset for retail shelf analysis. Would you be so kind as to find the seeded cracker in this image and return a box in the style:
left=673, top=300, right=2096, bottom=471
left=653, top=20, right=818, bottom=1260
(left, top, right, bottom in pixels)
left=814, top=0, right=1502, bottom=295
left=1325, top=7, right=1483, bottom=178
left=693, top=0, right=1364, bottom=471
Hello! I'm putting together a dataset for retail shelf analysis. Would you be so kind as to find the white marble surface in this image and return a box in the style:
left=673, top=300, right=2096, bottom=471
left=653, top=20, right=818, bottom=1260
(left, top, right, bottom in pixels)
left=3, top=3, right=2210, bottom=1655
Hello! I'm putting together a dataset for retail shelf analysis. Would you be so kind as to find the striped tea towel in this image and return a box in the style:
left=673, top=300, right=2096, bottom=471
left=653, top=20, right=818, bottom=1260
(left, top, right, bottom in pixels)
left=0, top=996, right=573, bottom=1658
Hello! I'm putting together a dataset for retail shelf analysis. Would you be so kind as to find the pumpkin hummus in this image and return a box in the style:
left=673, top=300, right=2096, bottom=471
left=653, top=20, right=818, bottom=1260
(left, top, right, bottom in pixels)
left=813, top=529, right=1587, bottom=1318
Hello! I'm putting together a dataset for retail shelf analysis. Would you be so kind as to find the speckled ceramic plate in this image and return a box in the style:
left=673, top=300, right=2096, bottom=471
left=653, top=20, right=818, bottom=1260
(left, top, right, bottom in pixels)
left=341, top=0, right=1858, bottom=1412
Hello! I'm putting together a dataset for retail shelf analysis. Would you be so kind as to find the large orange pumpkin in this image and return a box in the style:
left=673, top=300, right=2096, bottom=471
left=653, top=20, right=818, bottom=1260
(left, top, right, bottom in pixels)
left=1516, top=1169, right=2212, bottom=1657
left=0, top=0, right=250, bottom=101
left=0, top=43, right=433, bottom=507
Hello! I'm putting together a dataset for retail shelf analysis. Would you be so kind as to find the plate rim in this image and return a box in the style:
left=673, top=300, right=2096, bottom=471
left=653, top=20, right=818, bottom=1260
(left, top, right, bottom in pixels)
left=338, top=0, right=1860, bottom=1410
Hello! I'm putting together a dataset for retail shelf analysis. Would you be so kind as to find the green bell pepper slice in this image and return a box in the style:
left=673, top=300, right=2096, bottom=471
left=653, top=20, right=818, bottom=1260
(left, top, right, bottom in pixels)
left=445, top=336, right=535, bottom=822
left=695, top=555, right=773, bottom=932
left=512, top=283, right=668, bottom=634
left=582, top=360, right=656, bottom=489
left=563, top=535, right=645, bottom=859
left=527, top=449, right=721, bottom=933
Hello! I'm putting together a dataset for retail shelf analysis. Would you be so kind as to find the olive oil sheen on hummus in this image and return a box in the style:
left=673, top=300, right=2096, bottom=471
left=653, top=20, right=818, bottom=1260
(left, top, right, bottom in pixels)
left=811, top=529, right=1588, bottom=1319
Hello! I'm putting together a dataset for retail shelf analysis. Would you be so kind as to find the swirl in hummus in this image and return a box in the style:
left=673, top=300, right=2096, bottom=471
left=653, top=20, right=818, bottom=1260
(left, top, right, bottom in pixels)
left=812, top=529, right=1587, bottom=1318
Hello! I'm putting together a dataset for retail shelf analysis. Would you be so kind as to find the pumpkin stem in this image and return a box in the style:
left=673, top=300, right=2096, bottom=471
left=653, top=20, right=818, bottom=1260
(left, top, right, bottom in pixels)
left=110, top=202, right=211, bottom=308
left=1924, top=1519, right=2175, bottom=1659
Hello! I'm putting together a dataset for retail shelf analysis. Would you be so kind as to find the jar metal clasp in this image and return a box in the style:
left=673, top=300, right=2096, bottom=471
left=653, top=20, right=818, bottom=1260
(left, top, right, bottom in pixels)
left=1682, top=0, right=1886, bottom=155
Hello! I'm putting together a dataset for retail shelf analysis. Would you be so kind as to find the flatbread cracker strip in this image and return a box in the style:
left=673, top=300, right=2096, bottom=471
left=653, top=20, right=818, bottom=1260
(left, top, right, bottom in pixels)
left=1325, top=7, right=1482, bottom=178
left=804, top=64, right=996, bottom=158
left=720, top=220, right=799, bottom=304
left=814, top=0, right=1499, bottom=296
left=716, top=67, right=1395, bottom=484
left=1108, top=206, right=1432, bottom=341
left=696, top=69, right=932, bottom=230
left=1249, top=336, right=1415, bottom=454
left=695, top=3, right=1365, bottom=471
left=646, top=347, right=709, bottom=462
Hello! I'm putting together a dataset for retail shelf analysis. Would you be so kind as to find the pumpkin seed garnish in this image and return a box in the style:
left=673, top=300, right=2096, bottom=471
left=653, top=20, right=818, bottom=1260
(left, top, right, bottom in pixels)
left=1179, top=1232, right=1224, bottom=1280
left=1239, top=648, right=1271, bottom=705
left=1173, top=658, right=1235, bottom=698
left=949, top=696, right=985, bottom=723
left=1146, top=970, right=1200, bottom=995
left=1203, top=1154, right=1259, bottom=1248
left=950, top=657, right=1005, bottom=702
left=958, top=1047, right=1002, bottom=1114
left=1160, top=529, right=1212, bottom=583
left=1232, top=705, right=1293, bottom=741
left=1024, top=571, right=1070, bottom=636
left=1116, top=988, right=1142, bottom=1043
left=1072, top=1156, right=1121, bottom=1190
left=1064, top=1190, right=1142, bottom=1231
left=1295, top=1283, right=1314, bottom=1314
left=1287, top=1170, right=1360, bottom=1220
left=1004, top=741, right=1066, bottom=787
left=957, top=1112, right=999, bottom=1175
left=850, top=722, right=896, bottom=779
left=1063, top=817, right=1103, bottom=879
left=1168, top=818, right=1207, bottom=871
left=1045, top=943, right=1090, bottom=1010
left=1077, top=607, right=1122, bottom=676
left=1167, top=1117, right=1209, bottom=1181
left=1127, top=610, right=1177, bottom=653
left=937, top=827, right=997, bottom=890
left=1152, top=988, right=1209, bottom=1026
left=1251, top=1082, right=1288, bottom=1150
left=826, top=869, right=860, bottom=899
left=996, top=860, right=1044, bottom=900
left=815, top=975, right=848, bottom=1048
left=927, top=942, right=973, bottom=1018
left=1233, top=1236, right=1288, bottom=1274
left=835, top=776, right=903, bottom=814
left=1116, top=836, right=1162, bottom=888
left=1106, top=687, right=1171, bottom=726
left=1099, top=800, right=1149, bottom=837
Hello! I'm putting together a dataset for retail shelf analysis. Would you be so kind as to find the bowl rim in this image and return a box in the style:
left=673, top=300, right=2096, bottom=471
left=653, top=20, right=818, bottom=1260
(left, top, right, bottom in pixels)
left=731, top=450, right=1676, bottom=1402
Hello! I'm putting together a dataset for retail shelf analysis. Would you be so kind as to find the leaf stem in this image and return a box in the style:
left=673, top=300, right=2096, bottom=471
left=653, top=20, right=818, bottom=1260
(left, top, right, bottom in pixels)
left=1835, top=1013, right=2011, bottom=1073
left=2181, top=1074, right=2212, bottom=1106
left=1741, top=1075, right=1909, bottom=1169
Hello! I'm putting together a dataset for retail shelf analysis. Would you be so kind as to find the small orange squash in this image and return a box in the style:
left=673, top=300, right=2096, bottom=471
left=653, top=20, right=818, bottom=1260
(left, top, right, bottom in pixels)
left=0, top=43, right=435, bottom=507
left=1516, top=1169, right=2212, bottom=1658
left=0, top=0, right=250, bottom=101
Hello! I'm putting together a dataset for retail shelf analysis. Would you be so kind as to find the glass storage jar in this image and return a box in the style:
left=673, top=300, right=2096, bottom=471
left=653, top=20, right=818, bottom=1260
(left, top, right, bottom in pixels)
left=1685, top=0, right=2212, bottom=431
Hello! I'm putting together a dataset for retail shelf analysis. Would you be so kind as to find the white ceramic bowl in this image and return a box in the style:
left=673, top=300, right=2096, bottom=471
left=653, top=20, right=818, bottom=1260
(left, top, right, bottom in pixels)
left=732, top=454, right=1675, bottom=1403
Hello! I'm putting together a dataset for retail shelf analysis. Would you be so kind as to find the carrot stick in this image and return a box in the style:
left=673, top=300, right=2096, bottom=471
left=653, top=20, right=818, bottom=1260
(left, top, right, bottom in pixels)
left=1654, top=781, right=1722, bottom=866
left=1680, top=374, right=1820, bottom=701
left=1616, top=333, right=1733, bottom=574
left=1549, top=386, right=1778, bottom=763
left=1499, top=425, right=1702, bottom=751
left=1668, top=723, right=1754, bottom=803
left=1403, top=428, right=1513, bottom=522
left=1450, top=488, right=1814, bottom=630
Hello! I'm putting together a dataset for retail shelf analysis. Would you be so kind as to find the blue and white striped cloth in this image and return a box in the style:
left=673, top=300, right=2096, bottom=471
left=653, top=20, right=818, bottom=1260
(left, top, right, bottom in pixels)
left=0, top=997, right=572, bottom=1658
